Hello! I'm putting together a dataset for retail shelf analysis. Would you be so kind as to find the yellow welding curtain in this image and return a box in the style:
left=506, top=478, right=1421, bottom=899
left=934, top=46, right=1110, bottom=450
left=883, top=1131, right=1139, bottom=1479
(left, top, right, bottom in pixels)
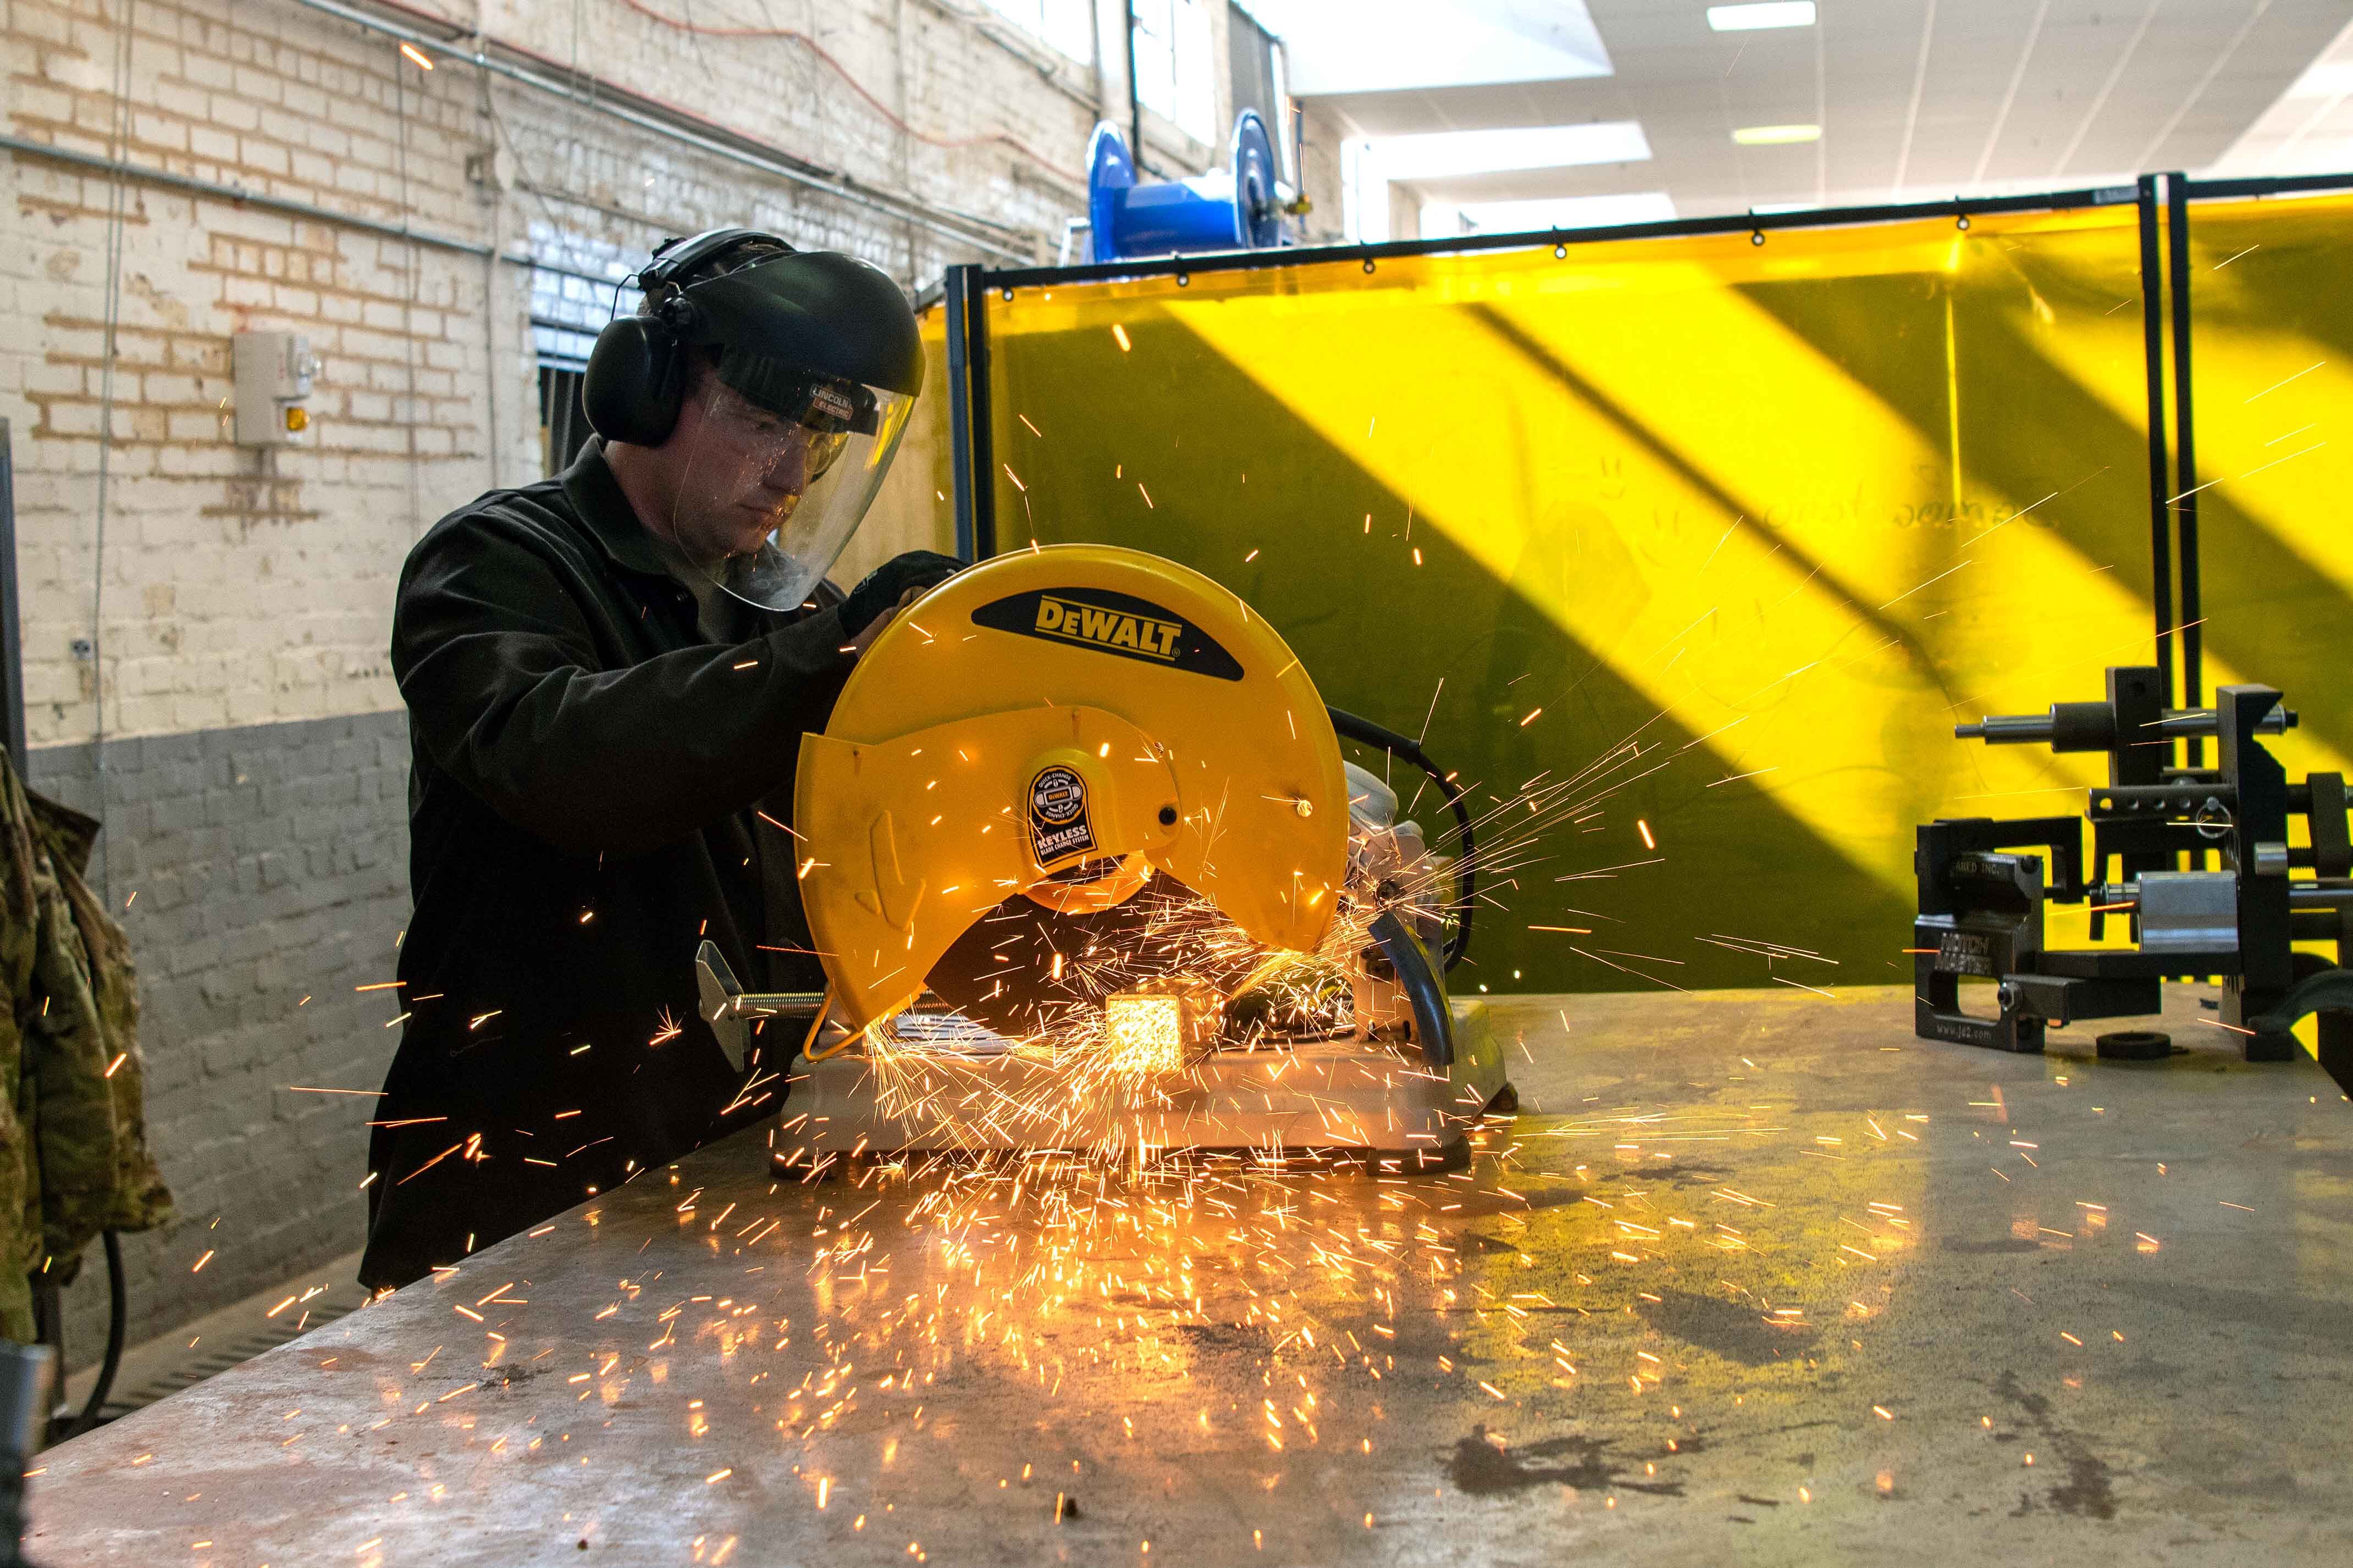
left=2180, top=191, right=2353, bottom=801
left=980, top=207, right=2352, bottom=994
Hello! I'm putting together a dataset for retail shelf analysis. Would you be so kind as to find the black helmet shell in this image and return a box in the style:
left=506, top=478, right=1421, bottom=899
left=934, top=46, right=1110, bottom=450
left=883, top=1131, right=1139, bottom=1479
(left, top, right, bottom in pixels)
left=678, top=251, right=924, bottom=397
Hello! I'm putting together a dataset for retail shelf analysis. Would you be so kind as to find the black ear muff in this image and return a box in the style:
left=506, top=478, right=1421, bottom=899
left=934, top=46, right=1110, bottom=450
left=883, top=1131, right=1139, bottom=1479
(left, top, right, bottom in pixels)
left=583, top=228, right=786, bottom=447
left=582, top=312, right=686, bottom=446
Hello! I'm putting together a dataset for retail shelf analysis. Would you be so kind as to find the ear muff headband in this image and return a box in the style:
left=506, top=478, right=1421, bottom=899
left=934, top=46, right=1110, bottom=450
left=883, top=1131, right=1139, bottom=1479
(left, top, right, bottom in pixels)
left=580, top=228, right=796, bottom=446
left=642, top=227, right=791, bottom=292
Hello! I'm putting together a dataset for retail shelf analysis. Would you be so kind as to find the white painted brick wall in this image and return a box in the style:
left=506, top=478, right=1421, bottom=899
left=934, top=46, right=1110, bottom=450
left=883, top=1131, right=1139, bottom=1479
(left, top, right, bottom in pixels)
left=4, top=0, right=1264, bottom=752
left=5, top=0, right=1270, bottom=1364
left=5, top=0, right=516, bottom=748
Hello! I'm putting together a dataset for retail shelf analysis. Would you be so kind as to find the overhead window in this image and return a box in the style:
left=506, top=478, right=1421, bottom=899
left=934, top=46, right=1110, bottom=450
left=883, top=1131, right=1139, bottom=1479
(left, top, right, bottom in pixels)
left=983, top=0, right=1095, bottom=64
left=1131, top=0, right=1216, bottom=146
left=527, top=239, right=628, bottom=476
left=1227, top=3, right=1293, bottom=180
left=539, top=365, right=591, bottom=475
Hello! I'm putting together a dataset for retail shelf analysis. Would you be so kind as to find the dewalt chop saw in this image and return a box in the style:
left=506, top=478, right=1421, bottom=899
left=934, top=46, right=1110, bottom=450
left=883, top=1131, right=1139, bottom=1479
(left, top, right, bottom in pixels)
left=696, top=545, right=1512, bottom=1167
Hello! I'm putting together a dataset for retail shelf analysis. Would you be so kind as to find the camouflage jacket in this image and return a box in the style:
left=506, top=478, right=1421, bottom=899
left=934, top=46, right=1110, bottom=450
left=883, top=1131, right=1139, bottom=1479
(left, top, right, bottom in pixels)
left=0, top=751, right=172, bottom=1342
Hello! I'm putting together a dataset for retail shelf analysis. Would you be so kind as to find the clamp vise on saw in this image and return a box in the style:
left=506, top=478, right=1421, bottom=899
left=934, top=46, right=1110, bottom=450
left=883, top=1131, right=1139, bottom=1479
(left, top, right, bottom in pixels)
left=695, top=544, right=1515, bottom=1167
left=1914, top=663, right=2353, bottom=1088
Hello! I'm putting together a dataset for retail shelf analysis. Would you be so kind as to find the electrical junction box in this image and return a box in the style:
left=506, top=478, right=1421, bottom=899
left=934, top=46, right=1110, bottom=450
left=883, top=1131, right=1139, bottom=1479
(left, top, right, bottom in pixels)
left=231, top=330, right=319, bottom=446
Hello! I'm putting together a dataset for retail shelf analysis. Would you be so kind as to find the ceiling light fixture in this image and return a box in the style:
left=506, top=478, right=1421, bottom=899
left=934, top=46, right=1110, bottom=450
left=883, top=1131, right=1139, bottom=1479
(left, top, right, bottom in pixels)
left=1368, top=122, right=1653, bottom=181
left=1732, top=124, right=1821, bottom=146
left=1708, top=2, right=1817, bottom=30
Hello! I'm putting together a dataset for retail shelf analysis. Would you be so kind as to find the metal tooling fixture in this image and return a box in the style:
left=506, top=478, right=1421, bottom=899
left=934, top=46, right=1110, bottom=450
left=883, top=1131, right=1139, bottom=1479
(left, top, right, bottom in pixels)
left=1915, top=665, right=2353, bottom=1084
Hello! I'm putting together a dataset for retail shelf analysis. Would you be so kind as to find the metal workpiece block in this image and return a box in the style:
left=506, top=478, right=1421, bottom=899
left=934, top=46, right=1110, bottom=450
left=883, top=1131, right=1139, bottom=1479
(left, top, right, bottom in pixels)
left=2133, top=871, right=2239, bottom=953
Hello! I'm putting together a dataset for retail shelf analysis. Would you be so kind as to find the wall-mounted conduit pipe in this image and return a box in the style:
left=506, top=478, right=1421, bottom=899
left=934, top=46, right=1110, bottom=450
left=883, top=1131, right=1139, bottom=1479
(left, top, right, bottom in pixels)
left=284, top=0, right=1037, bottom=263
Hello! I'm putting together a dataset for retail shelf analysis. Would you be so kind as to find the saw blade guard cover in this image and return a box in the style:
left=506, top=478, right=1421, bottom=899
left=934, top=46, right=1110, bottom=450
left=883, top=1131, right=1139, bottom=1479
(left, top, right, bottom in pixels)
left=796, top=544, right=1350, bottom=1030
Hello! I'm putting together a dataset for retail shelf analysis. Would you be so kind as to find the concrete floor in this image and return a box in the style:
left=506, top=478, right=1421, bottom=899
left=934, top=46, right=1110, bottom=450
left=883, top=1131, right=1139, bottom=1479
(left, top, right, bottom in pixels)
left=30, top=985, right=2353, bottom=1566
left=58, top=1252, right=369, bottom=1426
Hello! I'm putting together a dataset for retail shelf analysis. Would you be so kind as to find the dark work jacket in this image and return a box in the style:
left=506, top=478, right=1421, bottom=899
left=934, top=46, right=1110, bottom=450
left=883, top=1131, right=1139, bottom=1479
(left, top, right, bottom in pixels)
left=359, top=440, right=852, bottom=1289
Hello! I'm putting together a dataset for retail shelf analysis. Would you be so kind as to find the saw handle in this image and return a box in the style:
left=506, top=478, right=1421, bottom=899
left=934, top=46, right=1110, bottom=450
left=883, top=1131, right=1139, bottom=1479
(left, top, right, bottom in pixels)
left=1327, top=706, right=1474, bottom=971
left=800, top=990, right=853, bottom=1062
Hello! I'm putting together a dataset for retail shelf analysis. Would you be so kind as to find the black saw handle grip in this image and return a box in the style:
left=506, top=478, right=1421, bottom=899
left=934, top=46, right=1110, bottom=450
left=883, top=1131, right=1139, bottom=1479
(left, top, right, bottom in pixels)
left=1327, top=706, right=1474, bottom=971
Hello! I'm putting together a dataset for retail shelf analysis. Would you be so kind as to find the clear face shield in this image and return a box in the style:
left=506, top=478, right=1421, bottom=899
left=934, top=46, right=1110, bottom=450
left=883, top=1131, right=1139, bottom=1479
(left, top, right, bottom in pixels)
left=656, top=352, right=916, bottom=612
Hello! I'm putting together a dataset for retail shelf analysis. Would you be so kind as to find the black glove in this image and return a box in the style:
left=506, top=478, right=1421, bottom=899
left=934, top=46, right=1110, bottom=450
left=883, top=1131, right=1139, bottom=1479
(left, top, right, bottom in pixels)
left=841, top=551, right=966, bottom=636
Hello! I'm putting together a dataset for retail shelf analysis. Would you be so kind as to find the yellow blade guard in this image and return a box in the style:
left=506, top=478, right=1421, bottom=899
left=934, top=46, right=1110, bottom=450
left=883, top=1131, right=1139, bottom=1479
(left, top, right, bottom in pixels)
left=797, top=545, right=1349, bottom=1030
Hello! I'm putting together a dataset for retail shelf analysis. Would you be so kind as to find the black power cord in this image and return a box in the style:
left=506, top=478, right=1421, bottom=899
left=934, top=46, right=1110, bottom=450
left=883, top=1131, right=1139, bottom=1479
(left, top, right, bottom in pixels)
left=1326, top=706, right=1475, bottom=971
left=28, top=1229, right=125, bottom=1447
left=63, top=1232, right=125, bottom=1441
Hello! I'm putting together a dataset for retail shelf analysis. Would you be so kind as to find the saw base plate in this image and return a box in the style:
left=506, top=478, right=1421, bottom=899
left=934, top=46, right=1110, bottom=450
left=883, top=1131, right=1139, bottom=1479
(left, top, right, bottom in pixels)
left=774, top=1002, right=1510, bottom=1166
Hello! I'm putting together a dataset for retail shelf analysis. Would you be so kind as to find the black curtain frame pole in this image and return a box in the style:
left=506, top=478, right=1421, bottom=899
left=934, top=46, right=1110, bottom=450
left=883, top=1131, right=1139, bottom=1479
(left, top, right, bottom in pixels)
left=2137, top=174, right=2178, bottom=713
left=981, top=183, right=2144, bottom=292
left=2177, top=170, right=2353, bottom=200
left=944, top=265, right=998, bottom=562
left=976, top=168, right=2353, bottom=297
left=2164, top=172, right=2206, bottom=765
left=944, top=264, right=977, bottom=562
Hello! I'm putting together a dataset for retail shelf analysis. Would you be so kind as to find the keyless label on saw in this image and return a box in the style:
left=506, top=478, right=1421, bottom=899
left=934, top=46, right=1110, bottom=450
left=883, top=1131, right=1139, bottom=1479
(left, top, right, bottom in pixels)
left=1028, top=765, right=1098, bottom=866
left=971, top=588, right=1245, bottom=681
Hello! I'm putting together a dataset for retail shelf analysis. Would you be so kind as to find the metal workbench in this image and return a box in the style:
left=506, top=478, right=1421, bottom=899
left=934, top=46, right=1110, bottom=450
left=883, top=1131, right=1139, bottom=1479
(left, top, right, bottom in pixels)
left=31, top=986, right=2353, bottom=1565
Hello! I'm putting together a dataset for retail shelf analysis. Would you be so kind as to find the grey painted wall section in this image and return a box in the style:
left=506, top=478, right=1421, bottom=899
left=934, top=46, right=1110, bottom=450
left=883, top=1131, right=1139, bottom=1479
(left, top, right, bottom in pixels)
left=30, top=710, right=411, bottom=1368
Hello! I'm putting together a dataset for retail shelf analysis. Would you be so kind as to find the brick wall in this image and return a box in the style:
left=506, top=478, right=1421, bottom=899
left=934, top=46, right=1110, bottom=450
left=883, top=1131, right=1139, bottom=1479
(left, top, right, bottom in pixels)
left=1295, top=99, right=1347, bottom=242
left=31, top=713, right=411, bottom=1362
left=4, top=0, right=1279, bottom=1366
left=8, top=0, right=507, bottom=748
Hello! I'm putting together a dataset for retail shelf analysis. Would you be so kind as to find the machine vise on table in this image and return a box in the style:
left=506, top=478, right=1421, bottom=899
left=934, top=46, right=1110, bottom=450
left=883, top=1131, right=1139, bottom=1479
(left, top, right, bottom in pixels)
left=1915, top=665, right=2353, bottom=1086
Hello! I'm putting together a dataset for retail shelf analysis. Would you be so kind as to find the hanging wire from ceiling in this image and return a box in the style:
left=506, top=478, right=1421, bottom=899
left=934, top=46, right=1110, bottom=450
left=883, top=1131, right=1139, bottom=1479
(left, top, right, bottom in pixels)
left=286, top=0, right=1035, bottom=262
left=607, top=0, right=1087, bottom=185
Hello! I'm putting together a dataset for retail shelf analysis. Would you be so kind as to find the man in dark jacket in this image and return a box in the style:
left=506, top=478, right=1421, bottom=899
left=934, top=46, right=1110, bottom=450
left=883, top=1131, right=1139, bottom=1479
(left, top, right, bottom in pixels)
left=359, top=231, right=960, bottom=1290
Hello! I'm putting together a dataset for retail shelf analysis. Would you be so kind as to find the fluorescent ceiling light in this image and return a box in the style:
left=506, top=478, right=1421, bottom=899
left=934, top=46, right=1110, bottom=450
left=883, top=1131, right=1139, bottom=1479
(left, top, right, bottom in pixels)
left=2284, top=59, right=2353, bottom=99
left=1732, top=123, right=1821, bottom=146
left=1247, top=1, right=1614, bottom=97
left=1708, top=2, right=1816, bottom=30
left=1371, top=121, right=1652, bottom=181
left=1457, top=192, right=1677, bottom=232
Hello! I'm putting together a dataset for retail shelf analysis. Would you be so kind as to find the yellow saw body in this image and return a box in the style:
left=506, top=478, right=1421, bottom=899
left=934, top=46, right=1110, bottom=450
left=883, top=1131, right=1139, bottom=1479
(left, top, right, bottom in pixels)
left=797, top=544, right=1349, bottom=1030
left=691, top=544, right=1509, bottom=1165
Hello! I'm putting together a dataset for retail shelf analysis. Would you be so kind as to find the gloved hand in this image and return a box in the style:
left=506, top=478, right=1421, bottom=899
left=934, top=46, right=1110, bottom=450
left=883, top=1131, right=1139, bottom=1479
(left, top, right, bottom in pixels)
left=840, top=551, right=966, bottom=636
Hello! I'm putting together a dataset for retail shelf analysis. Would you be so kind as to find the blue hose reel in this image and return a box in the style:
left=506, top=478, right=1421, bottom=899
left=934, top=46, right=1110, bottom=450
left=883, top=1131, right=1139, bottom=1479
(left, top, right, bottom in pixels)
left=1087, top=109, right=1289, bottom=264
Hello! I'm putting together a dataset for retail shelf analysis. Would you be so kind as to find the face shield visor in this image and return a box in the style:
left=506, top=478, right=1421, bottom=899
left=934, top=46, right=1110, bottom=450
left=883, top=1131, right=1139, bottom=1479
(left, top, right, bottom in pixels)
left=656, top=348, right=916, bottom=612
